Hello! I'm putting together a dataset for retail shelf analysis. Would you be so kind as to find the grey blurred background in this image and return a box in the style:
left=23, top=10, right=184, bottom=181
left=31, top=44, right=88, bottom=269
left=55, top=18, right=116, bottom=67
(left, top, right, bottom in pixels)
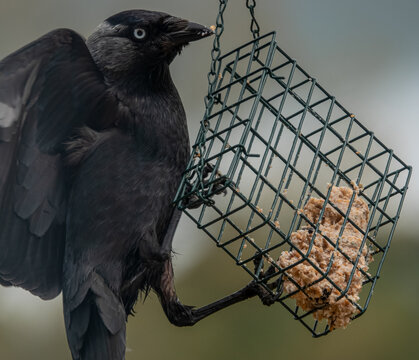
left=0, top=0, right=418, bottom=359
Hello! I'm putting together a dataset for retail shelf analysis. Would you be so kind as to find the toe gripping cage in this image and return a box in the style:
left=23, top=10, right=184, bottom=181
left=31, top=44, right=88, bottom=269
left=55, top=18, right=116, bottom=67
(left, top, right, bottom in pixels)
left=174, top=4, right=412, bottom=337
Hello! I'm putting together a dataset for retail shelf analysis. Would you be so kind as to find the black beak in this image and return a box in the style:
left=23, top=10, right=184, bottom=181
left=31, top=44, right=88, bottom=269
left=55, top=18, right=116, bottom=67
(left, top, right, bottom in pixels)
left=167, top=18, right=214, bottom=45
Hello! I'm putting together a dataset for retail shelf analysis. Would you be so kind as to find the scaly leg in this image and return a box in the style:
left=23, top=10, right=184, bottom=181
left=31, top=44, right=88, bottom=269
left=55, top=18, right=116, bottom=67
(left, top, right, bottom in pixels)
left=154, top=259, right=272, bottom=327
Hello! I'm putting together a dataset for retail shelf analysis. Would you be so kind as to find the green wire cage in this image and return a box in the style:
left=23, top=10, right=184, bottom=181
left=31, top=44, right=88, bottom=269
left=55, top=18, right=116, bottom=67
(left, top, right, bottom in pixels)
left=174, top=1, right=412, bottom=337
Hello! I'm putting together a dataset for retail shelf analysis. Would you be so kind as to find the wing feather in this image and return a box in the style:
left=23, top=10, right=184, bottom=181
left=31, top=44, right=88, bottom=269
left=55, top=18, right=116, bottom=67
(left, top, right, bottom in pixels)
left=0, top=28, right=115, bottom=299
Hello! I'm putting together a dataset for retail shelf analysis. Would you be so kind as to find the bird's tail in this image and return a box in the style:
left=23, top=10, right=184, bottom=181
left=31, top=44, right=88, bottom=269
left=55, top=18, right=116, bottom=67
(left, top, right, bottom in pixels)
left=63, top=272, right=127, bottom=360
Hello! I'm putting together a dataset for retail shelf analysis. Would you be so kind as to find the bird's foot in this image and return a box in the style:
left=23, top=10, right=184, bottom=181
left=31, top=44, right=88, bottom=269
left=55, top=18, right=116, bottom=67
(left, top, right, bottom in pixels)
left=182, top=162, right=229, bottom=209
left=256, top=284, right=281, bottom=306
left=252, top=252, right=283, bottom=306
left=165, top=300, right=196, bottom=327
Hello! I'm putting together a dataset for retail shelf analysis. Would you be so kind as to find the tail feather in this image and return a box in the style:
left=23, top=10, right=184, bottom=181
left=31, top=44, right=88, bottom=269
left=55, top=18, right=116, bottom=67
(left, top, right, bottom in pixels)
left=64, top=272, right=126, bottom=360
left=80, top=301, right=126, bottom=360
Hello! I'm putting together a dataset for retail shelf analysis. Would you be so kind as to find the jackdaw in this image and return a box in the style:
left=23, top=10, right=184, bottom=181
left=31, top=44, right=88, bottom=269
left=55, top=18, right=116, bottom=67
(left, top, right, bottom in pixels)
left=0, top=9, right=269, bottom=360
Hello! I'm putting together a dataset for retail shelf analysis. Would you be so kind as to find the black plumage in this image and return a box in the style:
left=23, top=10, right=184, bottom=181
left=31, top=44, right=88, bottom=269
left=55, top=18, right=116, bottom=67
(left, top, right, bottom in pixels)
left=0, top=10, right=213, bottom=359
left=0, top=9, right=271, bottom=360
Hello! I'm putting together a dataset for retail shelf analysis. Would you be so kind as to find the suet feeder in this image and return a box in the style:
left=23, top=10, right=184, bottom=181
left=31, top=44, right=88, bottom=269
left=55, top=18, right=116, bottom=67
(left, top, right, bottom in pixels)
left=174, top=0, right=411, bottom=336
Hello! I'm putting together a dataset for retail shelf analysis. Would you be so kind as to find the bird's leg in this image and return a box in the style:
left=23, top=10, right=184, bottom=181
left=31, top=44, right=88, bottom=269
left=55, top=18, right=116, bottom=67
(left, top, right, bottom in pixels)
left=155, top=258, right=273, bottom=327
left=186, top=282, right=262, bottom=325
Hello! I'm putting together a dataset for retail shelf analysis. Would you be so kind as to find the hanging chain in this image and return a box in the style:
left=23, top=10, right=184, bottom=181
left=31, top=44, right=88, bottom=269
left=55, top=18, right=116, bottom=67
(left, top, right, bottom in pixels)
left=246, top=0, right=260, bottom=39
left=193, top=0, right=228, bottom=205
left=206, top=0, right=228, bottom=95
left=192, top=0, right=261, bottom=204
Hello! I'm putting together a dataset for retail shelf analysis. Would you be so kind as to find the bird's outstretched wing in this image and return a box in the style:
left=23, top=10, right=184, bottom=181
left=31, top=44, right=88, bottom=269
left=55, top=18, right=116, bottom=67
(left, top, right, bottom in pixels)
left=0, top=29, right=113, bottom=299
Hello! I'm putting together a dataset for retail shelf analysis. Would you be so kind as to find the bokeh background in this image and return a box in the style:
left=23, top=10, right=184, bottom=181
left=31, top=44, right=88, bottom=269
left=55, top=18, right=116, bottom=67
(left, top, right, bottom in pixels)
left=0, top=0, right=418, bottom=359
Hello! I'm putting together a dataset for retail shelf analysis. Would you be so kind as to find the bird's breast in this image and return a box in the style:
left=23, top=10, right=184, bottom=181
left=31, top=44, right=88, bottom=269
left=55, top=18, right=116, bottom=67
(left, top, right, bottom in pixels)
left=66, top=126, right=188, bottom=258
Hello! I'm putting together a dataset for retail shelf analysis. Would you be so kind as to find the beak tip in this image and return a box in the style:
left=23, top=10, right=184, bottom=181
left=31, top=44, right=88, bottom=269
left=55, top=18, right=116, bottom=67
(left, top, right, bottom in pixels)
left=169, top=20, right=214, bottom=44
left=199, top=28, right=215, bottom=38
left=194, top=24, right=215, bottom=39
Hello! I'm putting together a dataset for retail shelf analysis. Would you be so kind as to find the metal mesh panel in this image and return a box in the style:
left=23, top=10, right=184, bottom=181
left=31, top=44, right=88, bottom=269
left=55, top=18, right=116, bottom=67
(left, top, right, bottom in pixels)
left=174, top=32, right=412, bottom=337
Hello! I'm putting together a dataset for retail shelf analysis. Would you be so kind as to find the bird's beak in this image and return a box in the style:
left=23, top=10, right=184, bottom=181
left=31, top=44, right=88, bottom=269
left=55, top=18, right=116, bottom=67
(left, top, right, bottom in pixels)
left=167, top=19, right=214, bottom=45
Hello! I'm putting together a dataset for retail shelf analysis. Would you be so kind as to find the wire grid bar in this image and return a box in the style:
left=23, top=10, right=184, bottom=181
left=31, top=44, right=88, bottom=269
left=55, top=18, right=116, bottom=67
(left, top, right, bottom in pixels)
left=174, top=32, right=412, bottom=337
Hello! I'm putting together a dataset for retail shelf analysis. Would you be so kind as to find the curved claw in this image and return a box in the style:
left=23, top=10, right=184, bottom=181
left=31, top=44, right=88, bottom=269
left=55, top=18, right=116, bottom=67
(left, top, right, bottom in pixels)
left=252, top=251, right=283, bottom=306
left=165, top=300, right=196, bottom=327
left=182, top=162, right=229, bottom=209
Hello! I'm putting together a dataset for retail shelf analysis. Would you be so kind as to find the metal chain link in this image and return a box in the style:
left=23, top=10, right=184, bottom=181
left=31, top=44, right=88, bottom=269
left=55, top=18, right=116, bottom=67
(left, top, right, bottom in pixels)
left=246, top=0, right=261, bottom=39
left=205, top=0, right=228, bottom=105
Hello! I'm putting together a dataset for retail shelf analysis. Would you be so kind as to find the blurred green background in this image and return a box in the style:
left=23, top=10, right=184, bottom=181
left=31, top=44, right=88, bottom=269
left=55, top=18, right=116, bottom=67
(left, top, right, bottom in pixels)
left=0, top=0, right=418, bottom=359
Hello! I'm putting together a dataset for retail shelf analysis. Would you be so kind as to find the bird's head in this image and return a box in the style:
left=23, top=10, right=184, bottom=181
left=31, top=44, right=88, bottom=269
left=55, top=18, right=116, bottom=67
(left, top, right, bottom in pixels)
left=87, top=10, right=213, bottom=82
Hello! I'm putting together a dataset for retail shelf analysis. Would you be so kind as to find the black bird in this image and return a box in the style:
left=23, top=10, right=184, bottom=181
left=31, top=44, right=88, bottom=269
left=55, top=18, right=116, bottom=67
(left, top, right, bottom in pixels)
left=0, top=9, right=270, bottom=360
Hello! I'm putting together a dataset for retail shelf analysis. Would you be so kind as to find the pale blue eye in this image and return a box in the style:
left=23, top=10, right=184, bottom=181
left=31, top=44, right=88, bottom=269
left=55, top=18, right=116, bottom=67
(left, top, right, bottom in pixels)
left=133, top=28, right=146, bottom=40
